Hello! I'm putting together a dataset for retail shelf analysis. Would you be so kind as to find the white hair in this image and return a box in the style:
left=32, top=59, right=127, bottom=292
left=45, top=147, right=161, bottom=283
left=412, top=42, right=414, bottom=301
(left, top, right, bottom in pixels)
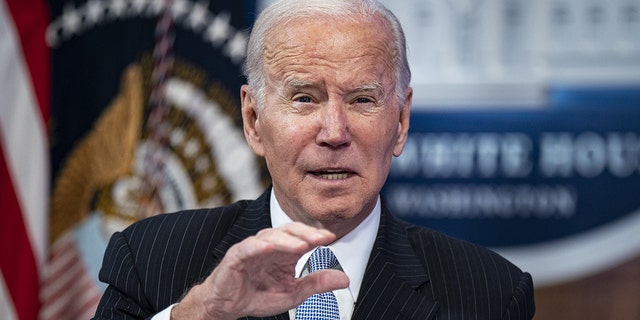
left=243, top=0, right=411, bottom=107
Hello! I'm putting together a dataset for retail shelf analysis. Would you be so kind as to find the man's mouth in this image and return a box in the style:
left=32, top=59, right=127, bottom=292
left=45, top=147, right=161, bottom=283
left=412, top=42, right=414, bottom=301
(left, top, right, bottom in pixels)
left=312, top=170, right=352, bottom=180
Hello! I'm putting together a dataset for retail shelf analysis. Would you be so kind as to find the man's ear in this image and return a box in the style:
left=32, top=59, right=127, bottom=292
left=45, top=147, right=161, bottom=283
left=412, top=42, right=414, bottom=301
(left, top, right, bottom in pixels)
left=241, top=85, right=265, bottom=157
left=393, top=87, right=412, bottom=157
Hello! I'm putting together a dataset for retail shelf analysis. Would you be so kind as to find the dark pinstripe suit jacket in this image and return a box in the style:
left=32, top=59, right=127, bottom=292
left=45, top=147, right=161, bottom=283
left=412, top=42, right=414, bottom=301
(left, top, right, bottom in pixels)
left=94, top=189, right=535, bottom=320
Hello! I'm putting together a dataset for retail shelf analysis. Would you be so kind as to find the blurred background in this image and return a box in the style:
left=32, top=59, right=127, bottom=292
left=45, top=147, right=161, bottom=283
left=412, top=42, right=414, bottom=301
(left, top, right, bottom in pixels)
left=1, top=0, right=638, bottom=319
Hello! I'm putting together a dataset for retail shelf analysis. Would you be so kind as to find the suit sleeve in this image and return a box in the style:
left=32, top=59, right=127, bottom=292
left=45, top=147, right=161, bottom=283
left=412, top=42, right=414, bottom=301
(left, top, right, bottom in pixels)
left=502, top=272, right=535, bottom=320
left=92, top=206, right=242, bottom=320
left=92, top=231, right=156, bottom=320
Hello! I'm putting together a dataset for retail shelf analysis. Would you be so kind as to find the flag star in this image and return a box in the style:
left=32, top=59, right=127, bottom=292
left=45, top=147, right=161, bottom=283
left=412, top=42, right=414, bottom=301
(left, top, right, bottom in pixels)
left=45, top=22, right=62, bottom=47
left=204, top=12, right=231, bottom=46
left=201, top=175, right=218, bottom=192
left=226, top=31, right=248, bottom=63
left=170, top=129, right=186, bottom=147
left=84, top=0, right=105, bottom=26
left=147, top=0, right=164, bottom=16
left=195, top=155, right=211, bottom=172
left=171, top=0, right=191, bottom=21
left=131, top=0, right=149, bottom=15
left=109, top=0, right=128, bottom=18
left=202, top=195, right=225, bottom=208
left=184, top=139, right=201, bottom=158
left=187, top=1, right=209, bottom=31
left=61, top=4, right=82, bottom=37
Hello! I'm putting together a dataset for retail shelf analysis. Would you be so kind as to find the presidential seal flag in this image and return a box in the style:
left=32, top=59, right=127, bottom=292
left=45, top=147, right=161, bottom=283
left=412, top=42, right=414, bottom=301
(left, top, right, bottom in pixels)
left=4, top=0, right=265, bottom=319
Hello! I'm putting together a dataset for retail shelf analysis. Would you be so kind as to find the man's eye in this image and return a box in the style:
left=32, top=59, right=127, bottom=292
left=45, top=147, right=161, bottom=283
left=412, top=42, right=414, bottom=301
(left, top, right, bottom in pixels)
left=295, top=96, right=313, bottom=103
left=355, top=97, right=374, bottom=104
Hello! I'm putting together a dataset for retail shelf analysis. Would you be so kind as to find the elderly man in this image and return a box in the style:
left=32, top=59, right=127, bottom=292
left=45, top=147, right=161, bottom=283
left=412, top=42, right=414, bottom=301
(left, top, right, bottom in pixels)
left=93, top=0, right=535, bottom=319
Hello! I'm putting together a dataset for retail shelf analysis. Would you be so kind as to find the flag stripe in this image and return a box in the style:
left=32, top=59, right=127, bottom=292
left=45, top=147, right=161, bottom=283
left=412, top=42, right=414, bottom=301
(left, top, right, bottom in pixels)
left=0, top=148, right=40, bottom=320
left=0, top=0, right=50, bottom=319
left=4, top=0, right=50, bottom=119
left=0, top=276, right=18, bottom=320
left=40, top=235, right=102, bottom=320
left=1, top=0, right=50, bottom=270
left=0, top=0, right=50, bottom=266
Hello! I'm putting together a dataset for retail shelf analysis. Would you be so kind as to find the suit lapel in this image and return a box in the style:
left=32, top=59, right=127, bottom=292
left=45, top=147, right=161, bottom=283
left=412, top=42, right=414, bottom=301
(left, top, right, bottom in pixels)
left=210, top=188, right=292, bottom=320
left=352, top=203, right=439, bottom=320
left=212, top=188, right=273, bottom=260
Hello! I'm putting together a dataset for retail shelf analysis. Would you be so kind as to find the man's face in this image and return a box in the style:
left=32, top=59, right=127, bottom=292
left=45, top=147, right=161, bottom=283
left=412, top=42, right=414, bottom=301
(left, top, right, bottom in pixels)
left=242, top=16, right=411, bottom=236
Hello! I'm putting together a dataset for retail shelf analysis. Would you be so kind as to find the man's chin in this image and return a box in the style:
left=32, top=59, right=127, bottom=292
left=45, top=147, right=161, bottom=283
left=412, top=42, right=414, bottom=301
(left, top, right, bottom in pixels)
left=303, top=203, right=370, bottom=232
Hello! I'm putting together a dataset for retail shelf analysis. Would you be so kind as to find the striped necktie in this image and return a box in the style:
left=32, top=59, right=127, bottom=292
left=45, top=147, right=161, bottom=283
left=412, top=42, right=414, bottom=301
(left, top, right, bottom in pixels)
left=295, top=247, right=340, bottom=319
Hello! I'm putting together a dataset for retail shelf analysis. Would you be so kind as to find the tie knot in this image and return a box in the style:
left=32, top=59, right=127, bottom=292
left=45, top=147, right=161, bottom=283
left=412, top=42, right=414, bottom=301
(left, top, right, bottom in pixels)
left=308, top=247, right=338, bottom=272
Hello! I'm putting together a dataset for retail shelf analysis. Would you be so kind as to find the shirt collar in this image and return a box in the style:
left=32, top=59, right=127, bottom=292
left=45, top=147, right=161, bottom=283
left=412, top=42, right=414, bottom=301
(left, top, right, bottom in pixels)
left=270, top=190, right=380, bottom=301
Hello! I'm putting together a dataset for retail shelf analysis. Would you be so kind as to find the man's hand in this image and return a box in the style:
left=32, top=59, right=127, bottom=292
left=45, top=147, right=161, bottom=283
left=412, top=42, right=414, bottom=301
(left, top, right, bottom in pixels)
left=171, top=222, right=350, bottom=319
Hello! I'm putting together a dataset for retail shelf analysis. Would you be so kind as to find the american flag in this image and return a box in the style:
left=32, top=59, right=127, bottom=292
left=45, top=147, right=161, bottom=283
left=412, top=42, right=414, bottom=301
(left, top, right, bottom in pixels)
left=1, top=0, right=261, bottom=319
left=0, top=0, right=50, bottom=319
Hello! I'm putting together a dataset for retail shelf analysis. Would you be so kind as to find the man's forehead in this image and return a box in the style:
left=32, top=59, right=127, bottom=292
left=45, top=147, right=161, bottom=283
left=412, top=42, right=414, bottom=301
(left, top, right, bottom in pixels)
left=261, top=15, right=397, bottom=93
left=266, top=14, right=391, bottom=49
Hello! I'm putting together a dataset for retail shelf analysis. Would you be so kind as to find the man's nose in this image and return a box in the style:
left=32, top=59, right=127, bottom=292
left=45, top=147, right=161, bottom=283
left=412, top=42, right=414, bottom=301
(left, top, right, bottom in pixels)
left=315, top=101, right=351, bottom=148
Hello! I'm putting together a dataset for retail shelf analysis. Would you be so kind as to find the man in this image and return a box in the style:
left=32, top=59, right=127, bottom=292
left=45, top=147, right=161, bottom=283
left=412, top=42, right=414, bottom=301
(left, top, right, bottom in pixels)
left=93, top=0, right=535, bottom=319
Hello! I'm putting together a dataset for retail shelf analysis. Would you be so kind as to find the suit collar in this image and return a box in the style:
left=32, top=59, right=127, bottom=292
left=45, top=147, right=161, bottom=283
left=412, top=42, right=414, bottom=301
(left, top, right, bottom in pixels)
left=352, top=202, right=439, bottom=320
left=212, top=188, right=273, bottom=260
left=212, top=188, right=291, bottom=320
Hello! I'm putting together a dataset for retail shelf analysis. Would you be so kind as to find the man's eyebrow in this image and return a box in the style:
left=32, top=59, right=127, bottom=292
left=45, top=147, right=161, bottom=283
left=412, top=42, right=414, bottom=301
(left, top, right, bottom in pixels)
left=283, top=79, right=384, bottom=94
left=285, top=78, right=315, bottom=88
left=353, top=81, right=384, bottom=93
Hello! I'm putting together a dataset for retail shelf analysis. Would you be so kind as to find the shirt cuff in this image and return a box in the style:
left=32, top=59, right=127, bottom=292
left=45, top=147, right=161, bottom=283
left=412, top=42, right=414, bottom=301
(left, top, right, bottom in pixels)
left=152, top=303, right=178, bottom=320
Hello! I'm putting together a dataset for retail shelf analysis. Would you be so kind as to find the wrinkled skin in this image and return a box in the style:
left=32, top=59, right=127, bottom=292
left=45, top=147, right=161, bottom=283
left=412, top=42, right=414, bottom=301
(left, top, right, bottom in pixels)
left=174, top=223, right=349, bottom=319
left=172, top=14, right=411, bottom=319
left=242, top=15, right=411, bottom=239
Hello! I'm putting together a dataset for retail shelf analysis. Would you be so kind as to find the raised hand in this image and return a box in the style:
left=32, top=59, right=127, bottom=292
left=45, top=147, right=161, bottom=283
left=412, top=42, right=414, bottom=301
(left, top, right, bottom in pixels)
left=171, top=222, right=350, bottom=319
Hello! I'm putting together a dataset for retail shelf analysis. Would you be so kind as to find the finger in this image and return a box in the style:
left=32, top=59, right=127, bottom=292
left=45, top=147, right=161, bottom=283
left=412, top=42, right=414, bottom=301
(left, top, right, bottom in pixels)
left=294, top=269, right=350, bottom=305
left=256, top=224, right=336, bottom=254
left=225, top=236, right=277, bottom=265
left=253, top=229, right=311, bottom=255
left=280, top=222, right=337, bottom=247
left=226, top=233, right=309, bottom=268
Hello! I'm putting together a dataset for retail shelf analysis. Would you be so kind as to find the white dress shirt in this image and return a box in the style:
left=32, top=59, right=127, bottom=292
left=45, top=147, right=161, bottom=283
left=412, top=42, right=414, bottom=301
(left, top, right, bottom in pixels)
left=152, top=190, right=380, bottom=320
left=270, top=191, right=380, bottom=320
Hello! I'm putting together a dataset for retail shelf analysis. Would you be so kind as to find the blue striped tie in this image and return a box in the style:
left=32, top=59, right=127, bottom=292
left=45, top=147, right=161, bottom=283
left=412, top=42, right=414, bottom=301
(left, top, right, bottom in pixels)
left=295, top=247, right=340, bottom=319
